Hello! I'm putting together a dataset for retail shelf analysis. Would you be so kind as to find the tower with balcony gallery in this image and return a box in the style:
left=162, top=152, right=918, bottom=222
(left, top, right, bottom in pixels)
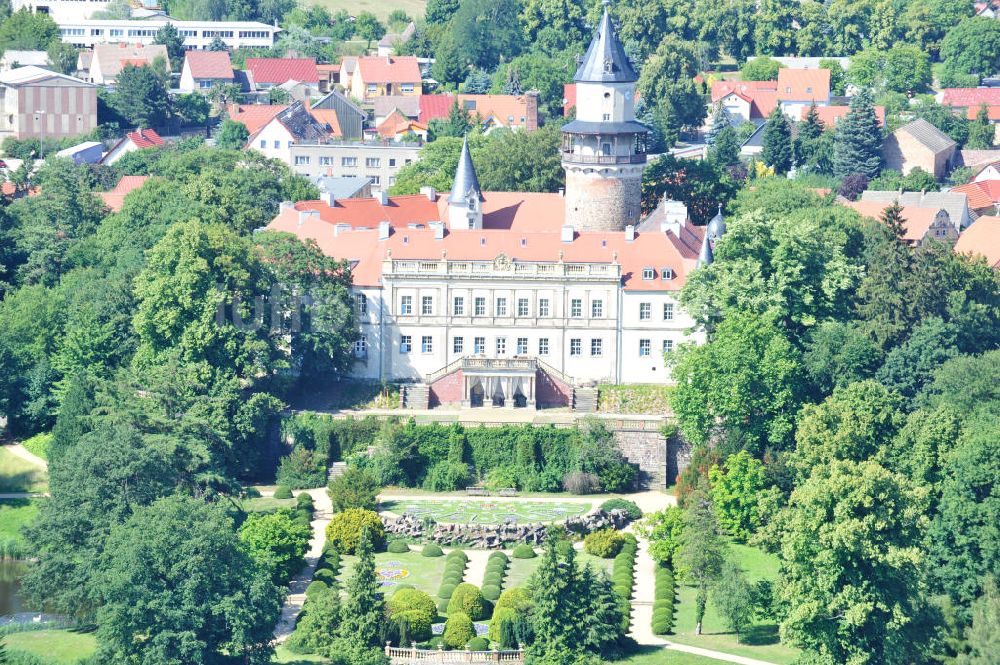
left=561, top=0, right=649, bottom=231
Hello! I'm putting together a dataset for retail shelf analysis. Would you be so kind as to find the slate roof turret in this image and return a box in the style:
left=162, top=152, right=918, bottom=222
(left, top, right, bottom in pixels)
left=448, top=136, right=484, bottom=204
left=573, top=1, right=638, bottom=84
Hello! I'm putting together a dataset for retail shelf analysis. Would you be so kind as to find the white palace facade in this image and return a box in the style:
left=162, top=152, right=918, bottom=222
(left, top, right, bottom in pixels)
left=266, top=4, right=721, bottom=409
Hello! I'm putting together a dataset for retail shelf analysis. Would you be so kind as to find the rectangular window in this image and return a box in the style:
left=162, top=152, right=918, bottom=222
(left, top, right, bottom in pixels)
left=341, top=157, right=357, bottom=167
left=496, top=297, right=507, bottom=316
left=389, top=158, right=396, bottom=167
left=421, top=335, right=433, bottom=353
left=570, top=299, right=583, bottom=318
left=294, top=156, right=310, bottom=165
left=496, top=337, right=506, bottom=355
left=259, top=140, right=266, bottom=149
left=570, top=338, right=581, bottom=356
left=663, top=339, right=674, bottom=354
left=474, top=297, right=486, bottom=316
left=273, top=140, right=280, bottom=149
left=369, top=175, right=380, bottom=184
left=400, top=335, right=411, bottom=353
left=453, top=296, right=464, bottom=316
left=474, top=336, right=485, bottom=354
left=401, top=83, right=415, bottom=93
left=591, top=339, right=603, bottom=356
left=421, top=295, right=433, bottom=315
left=365, top=157, right=380, bottom=168
left=353, top=336, right=367, bottom=358
left=592, top=299, right=603, bottom=318
left=367, top=83, right=377, bottom=94
left=355, top=294, right=367, bottom=314
left=639, top=339, right=651, bottom=357
left=517, top=337, right=528, bottom=354
left=538, top=338, right=549, bottom=355
left=400, top=295, right=412, bottom=315
left=639, top=303, right=651, bottom=320
left=319, top=156, right=333, bottom=166
left=453, top=336, right=464, bottom=354
left=517, top=298, right=529, bottom=317
left=642, top=267, right=654, bottom=280
left=663, top=303, right=675, bottom=320
left=199, top=80, right=213, bottom=89
left=538, top=298, right=550, bottom=317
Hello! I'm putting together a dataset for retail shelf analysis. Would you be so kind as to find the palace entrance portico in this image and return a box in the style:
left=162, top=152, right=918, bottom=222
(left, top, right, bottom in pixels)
left=459, top=357, right=537, bottom=408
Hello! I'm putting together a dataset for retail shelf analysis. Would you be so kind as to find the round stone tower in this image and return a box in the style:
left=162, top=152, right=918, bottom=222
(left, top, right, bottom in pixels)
left=561, top=0, right=649, bottom=231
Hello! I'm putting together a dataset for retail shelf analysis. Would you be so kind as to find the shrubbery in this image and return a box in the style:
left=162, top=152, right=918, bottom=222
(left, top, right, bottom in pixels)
left=422, top=461, right=471, bottom=491
left=611, top=534, right=638, bottom=632
left=273, top=486, right=293, bottom=499
left=511, top=544, right=536, bottom=559
left=387, top=588, right=438, bottom=642
left=584, top=529, right=626, bottom=558
left=563, top=471, right=601, bottom=494
left=305, top=580, right=328, bottom=599
left=443, top=611, right=475, bottom=648
left=328, top=466, right=381, bottom=512
left=313, top=568, right=336, bottom=584
left=387, top=540, right=410, bottom=553
left=324, top=509, right=384, bottom=554
left=447, top=583, right=487, bottom=620
left=599, top=498, right=642, bottom=520
left=238, top=510, right=312, bottom=584
left=651, top=565, right=676, bottom=635
left=467, top=636, right=489, bottom=650
left=438, top=551, right=467, bottom=599
left=421, top=543, right=444, bottom=557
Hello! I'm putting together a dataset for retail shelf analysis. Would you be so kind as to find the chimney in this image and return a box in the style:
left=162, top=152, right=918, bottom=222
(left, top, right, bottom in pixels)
left=378, top=220, right=391, bottom=240
left=420, top=186, right=437, bottom=201
left=561, top=225, right=574, bottom=243
left=558, top=188, right=564, bottom=197
left=297, top=210, right=319, bottom=226
left=279, top=201, right=294, bottom=213
left=322, top=191, right=336, bottom=206
left=430, top=221, right=445, bottom=240
left=374, top=189, right=389, bottom=205
left=625, top=224, right=635, bottom=242
left=334, top=223, right=351, bottom=236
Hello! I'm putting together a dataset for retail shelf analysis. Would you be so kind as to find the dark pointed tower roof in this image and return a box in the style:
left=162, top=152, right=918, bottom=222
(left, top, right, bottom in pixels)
left=697, top=230, right=714, bottom=267
left=574, top=1, right=638, bottom=84
left=706, top=205, right=726, bottom=240
left=448, top=135, right=483, bottom=204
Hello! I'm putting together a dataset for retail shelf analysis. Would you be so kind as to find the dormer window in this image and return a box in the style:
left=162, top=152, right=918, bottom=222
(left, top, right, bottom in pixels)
left=661, top=267, right=674, bottom=280
left=642, top=267, right=654, bottom=280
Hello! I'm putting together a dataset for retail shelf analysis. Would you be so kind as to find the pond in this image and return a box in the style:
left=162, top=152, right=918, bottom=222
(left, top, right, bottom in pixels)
left=0, top=560, right=33, bottom=616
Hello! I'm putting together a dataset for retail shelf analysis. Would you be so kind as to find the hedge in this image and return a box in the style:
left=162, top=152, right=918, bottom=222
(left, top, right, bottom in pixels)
left=599, top=498, right=642, bottom=520
left=388, top=540, right=411, bottom=553
left=324, top=509, right=385, bottom=554
left=438, top=551, right=466, bottom=599
left=584, top=529, right=626, bottom=558
left=313, top=568, right=336, bottom=584
left=467, top=636, right=489, bottom=650
left=447, top=583, right=487, bottom=620
left=421, top=543, right=444, bottom=557
left=612, top=534, right=638, bottom=632
left=651, top=566, right=676, bottom=635
left=511, top=544, right=536, bottom=559
left=443, top=612, right=475, bottom=649
left=305, top=580, right=328, bottom=599
left=273, top=486, right=293, bottom=499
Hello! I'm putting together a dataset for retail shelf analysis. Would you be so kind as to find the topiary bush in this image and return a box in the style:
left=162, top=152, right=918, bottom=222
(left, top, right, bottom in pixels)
left=599, top=498, right=642, bottom=520
left=443, top=612, right=475, bottom=649
left=387, top=540, right=410, bottom=553
left=324, top=508, right=385, bottom=554
left=651, top=565, right=676, bottom=635
left=421, top=543, right=444, bottom=557
left=274, top=486, right=293, bottom=499
left=584, top=529, right=626, bottom=558
left=447, top=583, right=487, bottom=620
left=388, top=588, right=437, bottom=641
left=393, top=584, right=415, bottom=594
left=446, top=550, right=469, bottom=563
left=467, top=636, right=489, bottom=650
left=488, top=552, right=509, bottom=566
left=438, top=583, right=457, bottom=600
left=496, top=587, right=532, bottom=613
left=482, top=572, right=502, bottom=587
left=437, top=597, right=450, bottom=614
left=305, top=580, right=327, bottom=599
left=482, top=584, right=501, bottom=601
left=511, top=544, right=536, bottom=559
left=296, top=492, right=315, bottom=509
left=488, top=606, right=516, bottom=643
left=396, top=608, right=434, bottom=643
left=313, top=568, right=337, bottom=584
left=562, top=471, right=601, bottom=494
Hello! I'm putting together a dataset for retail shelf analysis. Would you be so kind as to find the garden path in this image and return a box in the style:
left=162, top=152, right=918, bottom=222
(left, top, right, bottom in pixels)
left=377, top=490, right=675, bottom=514
left=463, top=548, right=491, bottom=587
left=628, top=533, right=666, bottom=647
left=273, top=486, right=332, bottom=642
left=663, top=642, right=781, bottom=665
left=4, top=444, right=47, bottom=470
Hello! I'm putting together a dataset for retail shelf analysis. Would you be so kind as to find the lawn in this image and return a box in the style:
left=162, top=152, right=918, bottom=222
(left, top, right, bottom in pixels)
left=337, top=549, right=448, bottom=599
left=379, top=499, right=590, bottom=525
left=504, top=549, right=616, bottom=590
left=241, top=496, right=298, bottom=513
left=667, top=543, right=800, bottom=665
left=304, top=0, right=426, bottom=21
left=273, top=645, right=330, bottom=663
left=614, top=646, right=727, bottom=665
left=20, top=433, right=51, bottom=461
left=4, top=629, right=97, bottom=664
left=0, top=447, right=47, bottom=493
left=0, top=498, right=39, bottom=541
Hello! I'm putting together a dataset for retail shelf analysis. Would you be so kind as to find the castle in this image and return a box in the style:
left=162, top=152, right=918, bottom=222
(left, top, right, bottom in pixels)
left=267, top=4, right=719, bottom=409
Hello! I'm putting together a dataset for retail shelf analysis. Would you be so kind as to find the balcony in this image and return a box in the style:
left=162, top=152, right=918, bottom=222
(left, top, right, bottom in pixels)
left=560, top=151, right=647, bottom=165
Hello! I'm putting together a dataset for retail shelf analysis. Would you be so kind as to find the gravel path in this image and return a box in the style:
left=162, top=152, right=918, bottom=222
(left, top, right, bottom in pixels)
left=4, top=444, right=47, bottom=470
left=628, top=534, right=667, bottom=647
left=663, top=642, right=781, bottom=665
left=463, top=548, right=491, bottom=587
left=272, top=487, right=332, bottom=642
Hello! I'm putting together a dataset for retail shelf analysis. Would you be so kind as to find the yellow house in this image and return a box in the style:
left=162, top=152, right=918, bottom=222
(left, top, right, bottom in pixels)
left=350, top=56, right=421, bottom=102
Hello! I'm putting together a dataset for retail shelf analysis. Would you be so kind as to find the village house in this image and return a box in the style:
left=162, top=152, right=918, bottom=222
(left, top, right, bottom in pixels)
left=350, top=56, right=421, bottom=102
left=950, top=180, right=1000, bottom=217
left=316, top=63, right=340, bottom=93
left=955, top=216, right=1000, bottom=268
left=775, top=68, right=831, bottom=119
left=82, top=43, right=169, bottom=85
left=245, top=101, right=333, bottom=163
left=377, top=22, right=416, bottom=57
left=418, top=93, right=540, bottom=133
left=843, top=200, right=959, bottom=245
left=98, top=175, right=150, bottom=212
left=179, top=50, right=234, bottom=93
left=101, top=127, right=165, bottom=165
left=55, top=140, right=103, bottom=164
left=799, top=104, right=886, bottom=128
left=309, top=89, right=365, bottom=140
left=0, top=66, right=96, bottom=140
left=373, top=95, right=422, bottom=126
left=373, top=109, right=428, bottom=141
left=709, top=80, right=778, bottom=126
left=245, top=57, right=319, bottom=95
left=860, top=189, right=972, bottom=230
left=287, top=140, right=422, bottom=188
left=881, top=119, right=957, bottom=179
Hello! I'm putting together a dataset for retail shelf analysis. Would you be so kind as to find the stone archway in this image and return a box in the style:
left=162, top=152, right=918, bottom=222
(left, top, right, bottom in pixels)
left=469, top=380, right=484, bottom=407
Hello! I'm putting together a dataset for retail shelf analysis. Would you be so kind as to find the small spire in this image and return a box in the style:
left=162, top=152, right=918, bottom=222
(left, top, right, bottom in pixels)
left=573, top=1, right=637, bottom=83
left=448, top=135, right=483, bottom=204
left=697, top=231, right=714, bottom=267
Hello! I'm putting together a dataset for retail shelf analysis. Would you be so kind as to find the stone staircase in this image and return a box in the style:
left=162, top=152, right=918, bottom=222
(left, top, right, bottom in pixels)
left=573, top=386, right=598, bottom=413
left=401, top=383, right=430, bottom=409
left=327, top=461, right=348, bottom=481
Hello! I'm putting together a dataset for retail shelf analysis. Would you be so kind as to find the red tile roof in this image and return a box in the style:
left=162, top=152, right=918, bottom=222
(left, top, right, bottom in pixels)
left=955, top=216, right=1000, bottom=268
left=711, top=80, right=780, bottom=118
left=950, top=181, right=1000, bottom=210
left=941, top=88, right=1000, bottom=107
left=245, top=57, right=319, bottom=85
left=227, top=103, right=288, bottom=135
left=267, top=192, right=703, bottom=289
left=418, top=94, right=534, bottom=128
left=842, top=200, right=946, bottom=243
left=184, top=50, right=233, bottom=80
left=776, top=68, right=831, bottom=102
left=356, top=56, right=420, bottom=84
left=800, top=104, right=886, bottom=127
left=126, top=128, right=164, bottom=149
left=317, top=63, right=341, bottom=74
left=377, top=109, right=426, bottom=137
left=965, top=104, right=1000, bottom=121
left=308, top=107, right=342, bottom=138
left=99, top=175, right=150, bottom=211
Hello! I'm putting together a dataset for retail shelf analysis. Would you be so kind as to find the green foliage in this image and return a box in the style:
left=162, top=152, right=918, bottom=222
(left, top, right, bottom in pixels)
left=443, top=611, right=475, bottom=649
left=387, top=588, right=437, bottom=642
left=339, top=527, right=386, bottom=650
left=713, top=560, right=755, bottom=642
left=833, top=88, right=883, bottom=178
left=287, top=585, right=341, bottom=655
left=306, top=579, right=329, bottom=600
left=651, top=566, right=676, bottom=635
left=512, top=544, right=537, bottom=559
left=642, top=154, right=739, bottom=226
left=422, top=461, right=471, bottom=491
left=216, top=120, right=250, bottom=150
left=708, top=451, right=768, bottom=542
left=599, top=499, right=642, bottom=520
left=583, top=529, right=626, bottom=558
left=324, top=508, right=384, bottom=555
left=0, top=9, right=59, bottom=52
left=387, top=540, right=410, bottom=554
left=112, top=64, right=170, bottom=129
left=740, top=57, right=782, bottom=81
left=328, top=467, right=381, bottom=512
left=676, top=486, right=726, bottom=631
left=421, top=543, right=444, bottom=558
left=273, top=486, right=293, bottom=499
left=238, top=510, right=312, bottom=583
left=848, top=45, right=932, bottom=94
left=447, top=583, right=487, bottom=620
left=940, top=17, right=1000, bottom=86
left=642, top=506, right=685, bottom=567
left=761, top=108, right=793, bottom=174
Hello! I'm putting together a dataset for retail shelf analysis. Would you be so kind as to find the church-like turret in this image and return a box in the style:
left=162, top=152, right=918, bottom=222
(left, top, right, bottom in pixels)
left=561, top=0, right=649, bottom=231
left=448, top=135, right=484, bottom=230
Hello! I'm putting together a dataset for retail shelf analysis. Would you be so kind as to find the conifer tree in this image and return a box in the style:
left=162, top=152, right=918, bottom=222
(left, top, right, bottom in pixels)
left=966, top=104, right=996, bottom=149
left=799, top=103, right=824, bottom=142
left=833, top=88, right=882, bottom=178
left=761, top=108, right=793, bottom=174
left=855, top=201, right=913, bottom=348
left=677, top=484, right=726, bottom=635
left=339, top=527, right=385, bottom=649
left=710, top=126, right=741, bottom=166
left=706, top=103, right=728, bottom=146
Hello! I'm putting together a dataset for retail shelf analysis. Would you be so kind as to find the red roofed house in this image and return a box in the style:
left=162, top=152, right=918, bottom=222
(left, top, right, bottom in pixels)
left=950, top=180, right=1000, bottom=217
left=939, top=88, right=1000, bottom=108
left=776, top=68, right=831, bottom=119
left=86, top=43, right=170, bottom=85
left=350, top=56, right=421, bottom=102
left=180, top=50, right=234, bottom=93
left=227, top=103, right=288, bottom=136
left=244, top=100, right=334, bottom=163
left=101, top=128, right=165, bottom=165
left=245, top=57, right=320, bottom=94
left=709, top=80, right=779, bottom=125
left=374, top=109, right=428, bottom=141
left=800, top=104, right=886, bottom=129
left=842, top=199, right=959, bottom=246
left=955, top=216, right=1000, bottom=268
left=264, top=7, right=711, bottom=422
left=98, top=175, right=150, bottom=212
left=317, top=63, right=340, bottom=93
left=418, top=93, right=539, bottom=132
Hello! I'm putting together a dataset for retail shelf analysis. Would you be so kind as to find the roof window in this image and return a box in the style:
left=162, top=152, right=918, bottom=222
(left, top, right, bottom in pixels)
left=661, top=267, right=675, bottom=280
left=642, top=267, right=654, bottom=280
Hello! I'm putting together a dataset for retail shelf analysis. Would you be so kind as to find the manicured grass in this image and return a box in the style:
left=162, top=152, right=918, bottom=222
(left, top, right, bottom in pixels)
left=380, top=499, right=590, bottom=525
left=337, top=549, right=447, bottom=600
left=4, top=629, right=97, bottom=664
left=667, top=544, right=800, bottom=665
left=503, top=549, right=615, bottom=590
left=615, top=646, right=727, bottom=665
left=273, top=645, right=330, bottom=663
left=20, top=433, right=51, bottom=461
left=0, top=447, right=47, bottom=493
left=0, top=498, right=39, bottom=541
left=304, top=0, right=426, bottom=21
left=241, top=496, right=298, bottom=513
